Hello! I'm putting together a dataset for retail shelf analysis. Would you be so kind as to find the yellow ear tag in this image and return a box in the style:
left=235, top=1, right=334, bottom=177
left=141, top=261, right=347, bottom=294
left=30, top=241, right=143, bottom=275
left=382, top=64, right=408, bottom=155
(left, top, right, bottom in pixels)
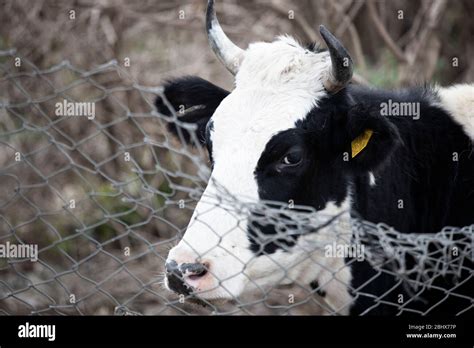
left=351, top=129, right=373, bottom=158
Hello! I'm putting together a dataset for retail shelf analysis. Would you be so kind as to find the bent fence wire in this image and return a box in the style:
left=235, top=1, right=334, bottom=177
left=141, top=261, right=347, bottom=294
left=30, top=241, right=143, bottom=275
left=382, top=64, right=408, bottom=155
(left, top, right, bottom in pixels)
left=0, top=49, right=472, bottom=316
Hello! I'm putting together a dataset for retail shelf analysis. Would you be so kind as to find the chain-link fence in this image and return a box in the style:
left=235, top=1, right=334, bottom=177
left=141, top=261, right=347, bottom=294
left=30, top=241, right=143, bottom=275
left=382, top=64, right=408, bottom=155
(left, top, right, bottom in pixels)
left=0, top=49, right=472, bottom=316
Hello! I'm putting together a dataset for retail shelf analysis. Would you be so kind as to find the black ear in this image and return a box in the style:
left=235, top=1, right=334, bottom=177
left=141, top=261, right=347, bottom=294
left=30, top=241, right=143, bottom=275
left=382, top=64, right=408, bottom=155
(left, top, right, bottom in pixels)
left=345, top=104, right=401, bottom=172
left=155, top=76, right=230, bottom=145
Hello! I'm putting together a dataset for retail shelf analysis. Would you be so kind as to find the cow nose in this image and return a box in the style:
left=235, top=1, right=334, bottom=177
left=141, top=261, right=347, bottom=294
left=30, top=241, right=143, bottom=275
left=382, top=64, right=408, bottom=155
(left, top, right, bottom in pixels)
left=165, top=260, right=180, bottom=274
left=165, top=260, right=209, bottom=294
left=165, top=260, right=208, bottom=277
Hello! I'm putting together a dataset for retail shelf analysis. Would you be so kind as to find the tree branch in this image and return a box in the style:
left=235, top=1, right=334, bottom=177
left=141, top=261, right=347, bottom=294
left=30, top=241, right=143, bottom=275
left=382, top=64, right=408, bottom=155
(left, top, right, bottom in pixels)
left=367, top=0, right=408, bottom=63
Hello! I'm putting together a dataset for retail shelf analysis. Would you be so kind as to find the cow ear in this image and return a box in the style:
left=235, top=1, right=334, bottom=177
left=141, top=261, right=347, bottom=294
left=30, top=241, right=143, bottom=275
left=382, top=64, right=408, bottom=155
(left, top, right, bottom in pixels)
left=345, top=104, right=401, bottom=172
left=155, top=76, right=229, bottom=145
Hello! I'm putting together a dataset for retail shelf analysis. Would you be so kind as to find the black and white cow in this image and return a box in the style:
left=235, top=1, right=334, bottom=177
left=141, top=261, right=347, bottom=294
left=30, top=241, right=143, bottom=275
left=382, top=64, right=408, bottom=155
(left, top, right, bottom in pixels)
left=157, top=0, right=474, bottom=315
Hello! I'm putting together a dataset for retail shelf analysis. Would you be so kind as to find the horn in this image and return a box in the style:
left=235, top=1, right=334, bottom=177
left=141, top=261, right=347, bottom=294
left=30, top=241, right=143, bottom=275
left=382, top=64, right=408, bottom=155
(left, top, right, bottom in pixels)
left=319, top=25, right=353, bottom=93
left=206, top=0, right=244, bottom=75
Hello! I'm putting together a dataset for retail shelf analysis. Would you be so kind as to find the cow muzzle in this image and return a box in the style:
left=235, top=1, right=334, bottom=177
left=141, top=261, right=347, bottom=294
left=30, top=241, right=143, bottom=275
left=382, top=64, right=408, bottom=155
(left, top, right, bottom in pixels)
left=165, top=258, right=212, bottom=295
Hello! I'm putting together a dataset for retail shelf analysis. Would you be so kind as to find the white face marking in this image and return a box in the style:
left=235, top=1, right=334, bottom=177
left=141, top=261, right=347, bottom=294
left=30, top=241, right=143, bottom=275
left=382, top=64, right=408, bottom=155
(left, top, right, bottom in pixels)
left=369, top=172, right=377, bottom=187
left=166, top=37, right=351, bottom=304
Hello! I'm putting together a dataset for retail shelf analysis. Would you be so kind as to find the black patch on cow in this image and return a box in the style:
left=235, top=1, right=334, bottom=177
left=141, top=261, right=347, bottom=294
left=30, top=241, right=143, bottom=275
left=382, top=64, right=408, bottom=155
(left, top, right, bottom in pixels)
left=310, top=280, right=326, bottom=297
left=250, top=110, right=351, bottom=254
left=250, top=90, right=380, bottom=254
left=165, top=260, right=192, bottom=296
left=346, top=85, right=474, bottom=233
left=155, top=76, right=229, bottom=145
left=247, top=204, right=301, bottom=255
left=205, top=119, right=215, bottom=166
left=344, top=85, right=474, bottom=315
left=250, top=85, right=474, bottom=257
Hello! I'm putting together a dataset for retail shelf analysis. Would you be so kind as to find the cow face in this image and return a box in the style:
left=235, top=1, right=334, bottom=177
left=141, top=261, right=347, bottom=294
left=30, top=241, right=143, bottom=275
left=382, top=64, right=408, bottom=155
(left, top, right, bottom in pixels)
left=159, top=1, right=400, bottom=304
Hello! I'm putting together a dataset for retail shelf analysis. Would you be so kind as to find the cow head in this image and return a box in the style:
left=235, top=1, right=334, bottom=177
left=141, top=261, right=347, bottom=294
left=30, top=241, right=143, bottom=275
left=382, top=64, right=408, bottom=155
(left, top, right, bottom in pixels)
left=159, top=0, right=400, bottom=305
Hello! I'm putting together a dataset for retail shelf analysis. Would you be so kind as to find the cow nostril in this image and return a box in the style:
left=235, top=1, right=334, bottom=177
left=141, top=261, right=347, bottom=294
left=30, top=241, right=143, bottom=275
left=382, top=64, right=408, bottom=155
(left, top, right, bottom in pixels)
left=182, top=262, right=209, bottom=280
left=188, top=266, right=208, bottom=280
left=165, top=260, right=210, bottom=294
left=165, top=260, right=209, bottom=283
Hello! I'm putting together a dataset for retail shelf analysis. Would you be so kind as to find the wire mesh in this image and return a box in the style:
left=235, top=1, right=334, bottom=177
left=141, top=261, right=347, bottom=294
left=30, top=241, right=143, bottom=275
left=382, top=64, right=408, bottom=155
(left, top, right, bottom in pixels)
left=0, top=49, right=472, bottom=316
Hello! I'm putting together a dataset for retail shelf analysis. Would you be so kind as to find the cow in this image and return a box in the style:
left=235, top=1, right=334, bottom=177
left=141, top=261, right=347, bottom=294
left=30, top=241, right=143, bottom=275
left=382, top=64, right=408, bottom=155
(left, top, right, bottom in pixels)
left=156, top=0, right=474, bottom=315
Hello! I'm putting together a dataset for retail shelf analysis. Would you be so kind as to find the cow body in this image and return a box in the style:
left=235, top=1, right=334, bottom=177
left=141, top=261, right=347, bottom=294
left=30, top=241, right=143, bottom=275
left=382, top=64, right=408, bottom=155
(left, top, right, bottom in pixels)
left=159, top=77, right=474, bottom=315
left=158, top=0, right=473, bottom=315
left=332, top=85, right=474, bottom=314
left=348, top=85, right=474, bottom=232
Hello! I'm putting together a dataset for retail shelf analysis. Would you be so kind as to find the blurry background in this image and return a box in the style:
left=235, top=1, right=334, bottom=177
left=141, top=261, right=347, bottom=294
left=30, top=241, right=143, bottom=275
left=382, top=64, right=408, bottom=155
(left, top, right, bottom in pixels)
left=2, top=0, right=474, bottom=88
left=0, top=0, right=473, bottom=315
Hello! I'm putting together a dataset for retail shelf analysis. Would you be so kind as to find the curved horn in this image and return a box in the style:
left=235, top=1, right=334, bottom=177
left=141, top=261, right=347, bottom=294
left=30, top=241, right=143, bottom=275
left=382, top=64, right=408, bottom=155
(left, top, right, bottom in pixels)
left=206, top=0, right=244, bottom=75
left=319, top=25, right=353, bottom=93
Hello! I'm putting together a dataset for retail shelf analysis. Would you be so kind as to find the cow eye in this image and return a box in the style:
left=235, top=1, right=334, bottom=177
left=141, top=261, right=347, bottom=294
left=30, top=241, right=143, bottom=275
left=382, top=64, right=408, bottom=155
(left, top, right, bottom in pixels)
left=280, top=149, right=303, bottom=167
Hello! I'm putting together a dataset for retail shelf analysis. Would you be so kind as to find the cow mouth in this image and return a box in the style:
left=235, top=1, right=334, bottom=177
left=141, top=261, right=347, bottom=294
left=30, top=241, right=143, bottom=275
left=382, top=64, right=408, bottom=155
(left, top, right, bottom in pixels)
left=165, top=277, right=232, bottom=307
